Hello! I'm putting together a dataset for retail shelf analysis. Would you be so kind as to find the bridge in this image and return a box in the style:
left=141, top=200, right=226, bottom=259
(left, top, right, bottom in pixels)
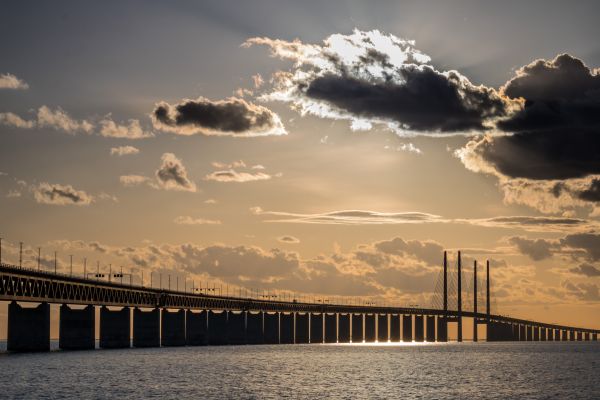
left=1, top=250, right=598, bottom=351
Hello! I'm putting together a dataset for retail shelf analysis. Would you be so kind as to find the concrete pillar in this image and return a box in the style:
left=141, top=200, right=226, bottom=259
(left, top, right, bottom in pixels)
left=8, top=302, right=50, bottom=352
left=364, top=314, right=376, bottom=342
left=280, top=313, right=294, bottom=344
left=186, top=310, right=208, bottom=346
left=161, top=308, right=185, bottom=346
left=351, top=314, right=363, bottom=343
left=526, top=326, right=533, bottom=341
left=227, top=311, right=246, bottom=345
left=540, top=327, right=547, bottom=341
left=414, top=315, right=424, bottom=342
left=519, top=325, right=527, bottom=342
left=377, top=314, right=388, bottom=342
left=533, top=327, right=540, bottom=341
left=584, top=332, right=590, bottom=341
left=512, top=324, right=519, bottom=341
left=59, top=304, right=94, bottom=350
left=208, top=310, right=228, bottom=345
left=593, top=333, right=597, bottom=341
left=577, top=331, right=583, bottom=341
left=264, top=312, right=279, bottom=344
left=390, top=314, right=401, bottom=342
left=338, top=314, right=350, bottom=343
left=426, top=316, right=436, bottom=342
left=325, top=313, right=337, bottom=343
left=133, top=307, right=160, bottom=348
left=246, top=312, right=263, bottom=345
left=402, top=315, right=412, bottom=342
left=437, top=317, right=448, bottom=342
left=100, top=306, right=130, bottom=349
left=310, top=313, right=323, bottom=343
left=562, top=330, right=568, bottom=341
left=570, top=330, right=575, bottom=341
left=295, top=313, right=309, bottom=344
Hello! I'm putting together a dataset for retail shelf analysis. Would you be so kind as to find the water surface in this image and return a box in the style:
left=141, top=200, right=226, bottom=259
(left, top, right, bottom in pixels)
left=0, top=342, right=598, bottom=399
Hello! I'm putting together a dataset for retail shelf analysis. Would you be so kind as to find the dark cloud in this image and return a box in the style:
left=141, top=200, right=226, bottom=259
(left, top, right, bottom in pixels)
left=465, top=54, right=600, bottom=181
left=248, top=30, right=517, bottom=134
left=33, top=182, right=93, bottom=206
left=155, top=153, right=197, bottom=192
left=577, top=178, right=600, bottom=202
left=569, top=264, right=600, bottom=277
left=561, top=233, right=600, bottom=261
left=151, top=97, right=286, bottom=137
left=508, top=236, right=554, bottom=261
left=305, top=67, right=512, bottom=132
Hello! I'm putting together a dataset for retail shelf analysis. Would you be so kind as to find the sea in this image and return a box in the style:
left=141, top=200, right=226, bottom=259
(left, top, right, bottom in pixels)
left=0, top=342, right=598, bottom=399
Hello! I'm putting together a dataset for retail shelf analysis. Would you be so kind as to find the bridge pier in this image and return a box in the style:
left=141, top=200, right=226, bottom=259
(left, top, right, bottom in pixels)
left=99, top=306, right=130, bottom=349
left=414, top=315, right=424, bottom=342
left=310, top=313, right=323, bottom=343
left=570, top=330, right=576, bottom=341
left=377, top=314, right=388, bottom=342
left=553, top=329, right=560, bottom=341
left=426, top=316, right=435, bottom=342
left=541, top=328, right=547, bottom=341
left=161, top=308, right=186, bottom=346
left=593, top=333, right=597, bottom=341
left=338, top=313, right=350, bottom=343
left=325, top=313, right=337, bottom=343
left=295, top=313, right=309, bottom=344
left=365, top=314, right=376, bottom=342
left=351, top=314, right=363, bottom=342
left=437, top=317, right=448, bottom=342
left=133, top=308, right=160, bottom=347
left=584, top=332, right=590, bottom=341
left=246, top=312, right=263, bottom=344
left=577, top=331, right=583, bottom=341
left=208, top=310, right=228, bottom=345
left=390, top=314, right=401, bottom=342
left=227, top=311, right=246, bottom=345
left=264, top=312, right=279, bottom=344
left=186, top=310, right=208, bottom=345
left=280, top=313, right=294, bottom=344
left=7, top=301, right=50, bottom=352
left=59, top=304, right=95, bottom=350
left=402, top=315, right=412, bottom=342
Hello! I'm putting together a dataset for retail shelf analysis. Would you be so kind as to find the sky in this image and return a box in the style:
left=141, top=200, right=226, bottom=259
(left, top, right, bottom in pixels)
left=1, top=0, right=600, bottom=330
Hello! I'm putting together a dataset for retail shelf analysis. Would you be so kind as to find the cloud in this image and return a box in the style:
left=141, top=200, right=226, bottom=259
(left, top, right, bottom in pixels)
left=384, top=143, right=422, bottom=154
left=569, top=264, right=600, bottom=277
left=245, top=29, right=520, bottom=135
left=205, top=169, right=272, bottom=183
left=278, top=235, right=300, bottom=244
left=0, top=73, right=28, bottom=90
left=151, top=96, right=286, bottom=137
left=252, top=73, right=264, bottom=88
left=99, top=117, right=153, bottom=139
left=155, top=153, right=197, bottom=192
left=37, top=106, right=94, bottom=134
left=119, top=174, right=151, bottom=187
left=6, top=189, right=21, bottom=198
left=560, top=233, right=600, bottom=261
left=110, top=146, right=140, bottom=156
left=508, top=236, right=554, bottom=261
left=33, top=182, right=93, bottom=206
left=578, top=178, right=600, bottom=202
left=251, top=208, right=443, bottom=225
left=174, top=216, right=222, bottom=225
left=0, top=112, right=35, bottom=128
left=252, top=207, right=593, bottom=232
left=456, top=54, right=600, bottom=214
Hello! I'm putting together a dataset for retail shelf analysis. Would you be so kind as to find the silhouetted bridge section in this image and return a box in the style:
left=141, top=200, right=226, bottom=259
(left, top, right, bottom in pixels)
left=1, top=252, right=598, bottom=352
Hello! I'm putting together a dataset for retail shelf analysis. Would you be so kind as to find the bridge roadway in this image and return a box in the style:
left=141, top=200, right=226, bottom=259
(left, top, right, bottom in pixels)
left=1, top=263, right=599, bottom=351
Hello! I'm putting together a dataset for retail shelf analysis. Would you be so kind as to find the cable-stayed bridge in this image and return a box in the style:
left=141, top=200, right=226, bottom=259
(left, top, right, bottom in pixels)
left=0, top=250, right=598, bottom=351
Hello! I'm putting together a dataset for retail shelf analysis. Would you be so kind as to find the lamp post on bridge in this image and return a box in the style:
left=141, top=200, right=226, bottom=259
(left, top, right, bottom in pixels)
left=19, top=242, right=23, bottom=268
left=457, top=250, right=462, bottom=343
left=473, top=260, right=478, bottom=342
left=37, top=247, right=41, bottom=271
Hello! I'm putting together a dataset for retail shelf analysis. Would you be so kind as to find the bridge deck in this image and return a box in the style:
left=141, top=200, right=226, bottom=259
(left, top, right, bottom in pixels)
left=1, top=263, right=598, bottom=334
